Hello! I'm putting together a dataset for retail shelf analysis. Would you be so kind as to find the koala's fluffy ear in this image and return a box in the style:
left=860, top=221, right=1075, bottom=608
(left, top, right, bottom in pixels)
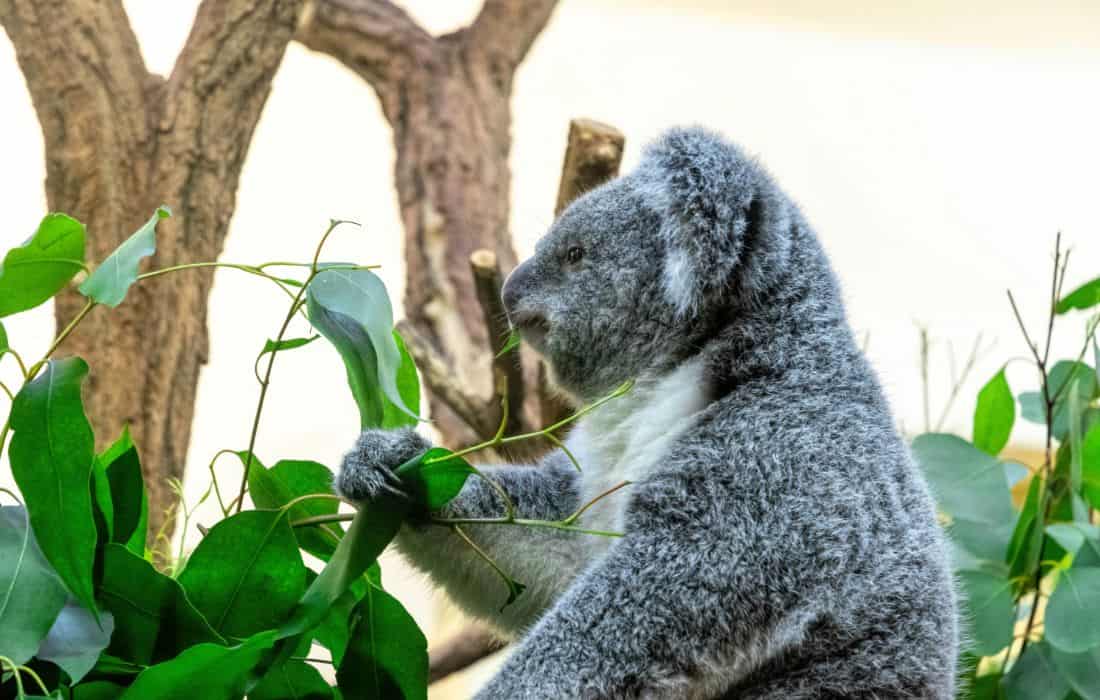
left=636, top=127, right=791, bottom=317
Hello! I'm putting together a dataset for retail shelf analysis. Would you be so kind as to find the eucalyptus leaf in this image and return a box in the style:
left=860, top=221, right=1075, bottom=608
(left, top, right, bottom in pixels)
left=99, top=544, right=224, bottom=665
left=255, top=335, right=320, bottom=383
left=0, top=213, right=85, bottom=317
left=177, top=510, right=306, bottom=639
left=71, top=681, right=128, bottom=700
left=336, top=582, right=428, bottom=700
left=1006, top=476, right=1043, bottom=585
left=973, top=368, right=1015, bottom=455
left=79, top=206, right=170, bottom=307
left=0, top=506, right=68, bottom=665
left=1057, top=276, right=1100, bottom=314
left=36, top=600, right=114, bottom=683
left=0, top=320, right=7, bottom=354
left=242, top=453, right=342, bottom=559
left=251, top=660, right=333, bottom=700
left=307, top=268, right=418, bottom=426
left=495, top=328, right=521, bottom=358
left=958, top=569, right=1015, bottom=656
left=1082, top=422, right=1100, bottom=511
left=1046, top=566, right=1100, bottom=652
left=8, top=358, right=99, bottom=615
left=1004, top=641, right=1070, bottom=700
left=101, top=434, right=148, bottom=556
left=117, top=631, right=278, bottom=700
left=381, top=331, right=420, bottom=429
left=1049, top=643, right=1100, bottom=700
left=396, top=448, right=476, bottom=511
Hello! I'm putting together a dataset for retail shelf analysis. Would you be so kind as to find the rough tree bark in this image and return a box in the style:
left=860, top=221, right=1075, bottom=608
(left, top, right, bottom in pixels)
left=297, top=0, right=626, bottom=683
left=1, top=0, right=304, bottom=537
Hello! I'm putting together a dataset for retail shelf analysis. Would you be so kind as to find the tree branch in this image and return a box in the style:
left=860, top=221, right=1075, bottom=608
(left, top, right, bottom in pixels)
left=295, top=0, right=435, bottom=93
left=466, top=0, right=559, bottom=70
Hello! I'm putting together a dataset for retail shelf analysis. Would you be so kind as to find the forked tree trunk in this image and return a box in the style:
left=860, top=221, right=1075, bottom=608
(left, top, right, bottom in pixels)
left=1, top=0, right=304, bottom=538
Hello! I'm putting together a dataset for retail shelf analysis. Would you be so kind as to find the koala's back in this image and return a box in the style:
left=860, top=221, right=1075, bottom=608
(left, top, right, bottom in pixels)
left=638, top=365, right=958, bottom=698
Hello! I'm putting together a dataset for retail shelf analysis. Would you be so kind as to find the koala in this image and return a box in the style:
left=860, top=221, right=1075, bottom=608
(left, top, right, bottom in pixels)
left=338, top=127, right=958, bottom=699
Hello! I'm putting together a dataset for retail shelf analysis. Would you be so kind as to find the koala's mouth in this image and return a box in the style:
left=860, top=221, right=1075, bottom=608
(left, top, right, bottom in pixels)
left=509, top=311, right=551, bottom=346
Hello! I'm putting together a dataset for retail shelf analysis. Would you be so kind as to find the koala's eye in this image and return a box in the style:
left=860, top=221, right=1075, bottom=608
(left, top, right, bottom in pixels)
left=566, top=246, right=585, bottom=265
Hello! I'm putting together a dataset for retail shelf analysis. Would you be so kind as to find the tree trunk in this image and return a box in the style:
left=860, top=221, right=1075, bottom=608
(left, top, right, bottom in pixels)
left=1, top=0, right=304, bottom=538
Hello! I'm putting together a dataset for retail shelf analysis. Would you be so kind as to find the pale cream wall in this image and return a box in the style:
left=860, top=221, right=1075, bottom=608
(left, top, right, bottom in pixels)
left=2, top=2, right=1099, bottom=696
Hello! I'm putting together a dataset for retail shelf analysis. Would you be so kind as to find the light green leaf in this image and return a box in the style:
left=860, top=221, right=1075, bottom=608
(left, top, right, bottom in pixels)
left=251, top=660, right=333, bottom=700
left=973, top=368, right=1015, bottom=455
left=1049, top=643, right=1100, bottom=699
left=99, top=544, right=224, bottom=665
left=1082, top=422, right=1100, bottom=511
left=118, top=631, right=278, bottom=700
left=36, top=599, right=114, bottom=683
left=336, top=583, right=428, bottom=700
left=0, top=320, right=7, bottom=354
left=0, top=213, right=85, bottom=317
left=1004, top=641, right=1070, bottom=700
left=396, top=448, right=475, bottom=511
left=177, top=510, right=306, bottom=639
left=1047, top=523, right=1100, bottom=557
left=959, top=569, right=1015, bottom=656
left=1046, top=566, right=1100, bottom=652
left=495, top=328, right=521, bottom=358
left=0, top=506, right=68, bottom=665
left=79, top=206, right=170, bottom=307
left=1057, top=276, right=1100, bottom=314
left=307, top=268, right=418, bottom=427
left=381, top=331, right=420, bottom=429
left=8, top=358, right=98, bottom=615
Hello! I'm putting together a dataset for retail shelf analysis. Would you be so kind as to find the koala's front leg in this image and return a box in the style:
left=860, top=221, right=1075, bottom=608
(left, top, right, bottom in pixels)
left=337, top=430, right=587, bottom=634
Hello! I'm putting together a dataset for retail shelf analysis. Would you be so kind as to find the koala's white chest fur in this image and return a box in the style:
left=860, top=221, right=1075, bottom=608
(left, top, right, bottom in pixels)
left=566, top=357, right=710, bottom=538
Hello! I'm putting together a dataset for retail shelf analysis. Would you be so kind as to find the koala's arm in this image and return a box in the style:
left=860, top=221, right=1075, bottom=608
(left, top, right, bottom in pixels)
left=392, top=448, right=587, bottom=634
left=474, top=477, right=832, bottom=699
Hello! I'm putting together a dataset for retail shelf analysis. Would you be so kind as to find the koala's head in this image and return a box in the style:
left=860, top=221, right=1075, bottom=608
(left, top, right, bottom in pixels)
left=502, top=127, right=793, bottom=401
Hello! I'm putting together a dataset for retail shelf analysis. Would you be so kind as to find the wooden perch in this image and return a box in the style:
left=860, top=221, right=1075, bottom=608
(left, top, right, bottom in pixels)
left=470, top=249, right=526, bottom=437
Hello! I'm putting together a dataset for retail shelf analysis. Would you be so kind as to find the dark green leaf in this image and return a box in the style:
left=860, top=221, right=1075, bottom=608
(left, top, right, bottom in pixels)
left=1082, top=422, right=1100, bottom=511
left=396, top=448, right=475, bottom=511
left=0, top=213, right=85, bottom=317
left=1006, top=476, right=1044, bottom=584
left=79, top=206, right=170, bottom=307
left=1057, top=276, right=1100, bottom=314
left=117, top=631, right=278, bottom=700
left=251, top=660, right=333, bottom=700
left=1004, top=641, right=1069, bottom=700
left=0, top=506, right=68, bottom=665
left=9, top=358, right=98, bottom=615
left=0, top=320, right=7, bottom=354
left=1049, top=644, right=1100, bottom=699
left=495, top=328, right=521, bottom=358
left=99, top=544, right=224, bottom=665
left=102, top=437, right=147, bottom=557
left=312, top=577, right=366, bottom=666
left=71, top=681, right=127, bottom=700
left=36, top=600, right=114, bottom=683
left=243, top=453, right=341, bottom=559
left=381, top=332, right=420, bottom=429
left=973, top=368, right=1015, bottom=455
left=255, top=336, right=321, bottom=383
left=336, top=583, right=427, bottom=700
left=307, top=268, right=418, bottom=426
left=89, top=653, right=145, bottom=677
left=958, top=569, right=1015, bottom=656
left=1021, top=363, right=1100, bottom=441
left=1046, top=566, right=1100, bottom=652
left=1046, top=523, right=1100, bottom=558
left=178, top=510, right=306, bottom=639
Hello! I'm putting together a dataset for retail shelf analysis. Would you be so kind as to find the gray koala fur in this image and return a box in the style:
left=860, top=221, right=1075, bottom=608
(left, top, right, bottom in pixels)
left=337, top=126, right=958, bottom=699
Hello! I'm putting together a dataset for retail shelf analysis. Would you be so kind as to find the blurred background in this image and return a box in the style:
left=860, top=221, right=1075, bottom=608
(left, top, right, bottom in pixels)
left=2, top=1, right=1099, bottom=695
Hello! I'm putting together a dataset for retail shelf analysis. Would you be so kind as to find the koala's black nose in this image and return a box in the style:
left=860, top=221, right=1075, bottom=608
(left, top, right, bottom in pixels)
left=501, top=259, right=533, bottom=314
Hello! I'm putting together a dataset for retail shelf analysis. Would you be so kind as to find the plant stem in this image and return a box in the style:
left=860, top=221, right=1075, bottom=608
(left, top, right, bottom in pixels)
left=26, top=298, right=96, bottom=379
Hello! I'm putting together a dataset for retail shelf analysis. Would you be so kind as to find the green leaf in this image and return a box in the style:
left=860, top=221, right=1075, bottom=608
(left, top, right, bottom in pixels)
left=89, top=653, right=145, bottom=677
left=0, top=506, right=68, bottom=665
left=336, top=583, right=428, bottom=700
left=99, top=544, right=224, bottom=665
left=1023, top=362, right=1100, bottom=441
left=8, top=358, right=98, bottom=615
left=1082, top=422, right=1100, bottom=511
left=1006, top=475, right=1044, bottom=584
left=0, top=320, right=7, bottom=354
left=78, top=206, right=170, bottom=307
left=71, top=681, right=128, bottom=700
left=381, top=331, right=420, bottom=429
left=307, top=268, right=418, bottom=427
left=312, top=576, right=366, bottom=666
left=495, top=328, right=521, bottom=358
left=177, top=510, right=306, bottom=639
left=1046, top=566, right=1100, bottom=652
left=101, top=434, right=148, bottom=556
left=1047, top=523, right=1100, bottom=557
left=973, top=368, right=1015, bottom=455
left=396, top=448, right=475, bottom=511
left=117, top=631, right=278, bottom=700
left=958, top=569, right=1015, bottom=656
left=255, top=336, right=320, bottom=383
left=912, top=433, right=1016, bottom=562
left=0, top=213, right=85, bottom=317
left=1049, top=644, right=1100, bottom=699
left=1004, top=641, right=1070, bottom=700
left=251, top=660, right=333, bottom=700
left=36, top=600, right=114, bottom=683
left=1057, top=276, right=1100, bottom=314
left=243, top=453, right=342, bottom=559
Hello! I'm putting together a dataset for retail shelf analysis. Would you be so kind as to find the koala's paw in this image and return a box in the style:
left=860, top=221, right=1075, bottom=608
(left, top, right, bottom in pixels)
left=336, top=427, right=432, bottom=504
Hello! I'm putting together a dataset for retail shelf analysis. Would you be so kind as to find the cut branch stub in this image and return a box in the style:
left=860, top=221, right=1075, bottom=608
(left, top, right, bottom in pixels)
left=554, top=118, right=626, bottom=216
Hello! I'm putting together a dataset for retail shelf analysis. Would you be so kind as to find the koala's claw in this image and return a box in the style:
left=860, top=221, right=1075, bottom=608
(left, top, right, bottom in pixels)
left=336, top=427, right=431, bottom=504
